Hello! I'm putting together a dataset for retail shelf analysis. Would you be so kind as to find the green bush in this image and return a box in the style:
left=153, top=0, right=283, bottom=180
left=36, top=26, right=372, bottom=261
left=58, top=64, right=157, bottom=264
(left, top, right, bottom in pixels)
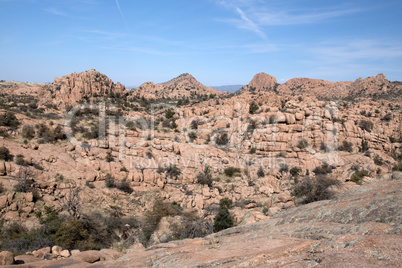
left=0, top=182, right=4, bottom=194
left=105, top=174, right=115, bottom=188
left=313, top=164, right=333, bottom=175
left=350, top=170, right=369, bottom=184
left=188, top=131, right=197, bottom=142
left=257, top=166, right=265, bottom=178
left=165, top=109, right=175, bottom=119
left=166, top=164, right=181, bottom=179
left=249, top=101, right=259, bottom=114
left=0, top=146, right=12, bottom=161
left=0, top=111, right=19, bottom=129
left=339, top=140, right=353, bottom=152
left=224, top=167, right=240, bottom=177
left=213, top=198, right=234, bottom=232
left=15, top=154, right=27, bottom=166
left=292, top=175, right=341, bottom=205
left=21, top=125, right=35, bottom=139
left=374, top=155, right=384, bottom=166
left=359, top=120, right=373, bottom=132
left=215, top=132, right=229, bottom=146
left=197, top=165, right=213, bottom=187
left=117, top=179, right=133, bottom=194
left=249, top=147, right=256, bottom=154
left=296, top=138, right=308, bottom=149
left=290, top=167, right=301, bottom=177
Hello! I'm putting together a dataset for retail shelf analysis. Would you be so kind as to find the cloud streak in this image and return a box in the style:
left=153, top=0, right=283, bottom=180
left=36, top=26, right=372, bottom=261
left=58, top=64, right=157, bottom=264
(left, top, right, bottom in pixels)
left=215, top=1, right=364, bottom=38
left=115, top=0, right=130, bottom=31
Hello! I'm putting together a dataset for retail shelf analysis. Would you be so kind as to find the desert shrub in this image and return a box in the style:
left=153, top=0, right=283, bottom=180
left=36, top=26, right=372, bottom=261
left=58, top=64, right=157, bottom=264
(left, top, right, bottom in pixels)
left=339, top=140, right=353, bottom=152
left=224, top=167, right=240, bottom=177
left=166, top=164, right=181, bottom=179
left=296, top=138, right=308, bottom=149
left=249, top=101, right=259, bottom=114
left=117, top=179, right=133, bottom=194
left=381, top=113, right=392, bottom=122
left=142, top=199, right=182, bottom=242
left=360, top=139, right=369, bottom=152
left=0, top=182, right=4, bottom=194
left=105, top=151, right=113, bottom=162
left=0, top=146, right=12, bottom=161
left=279, top=164, right=289, bottom=173
left=213, top=198, right=234, bottom=232
left=292, top=175, right=341, bottom=205
left=374, top=155, right=384, bottom=166
left=215, top=132, right=229, bottom=146
left=21, top=125, right=35, bottom=139
left=0, top=111, right=19, bottom=129
left=257, top=166, right=265, bottom=178
left=249, top=147, right=256, bottom=154
left=188, top=131, right=197, bottom=142
left=14, top=178, right=34, bottom=193
left=165, top=109, right=175, bottom=119
left=359, top=120, right=373, bottom=132
left=350, top=170, right=369, bottom=184
left=15, top=154, right=27, bottom=166
left=197, top=165, right=213, bottom=187
left=313, top=163, right=333, bottom=175
left=190, top=119, right=202, bottom=130
left=104, top=174, right=115, bottom=188
left=172, top=212, right=213, bottom=240
left=290, top=167, right=301, bottom=177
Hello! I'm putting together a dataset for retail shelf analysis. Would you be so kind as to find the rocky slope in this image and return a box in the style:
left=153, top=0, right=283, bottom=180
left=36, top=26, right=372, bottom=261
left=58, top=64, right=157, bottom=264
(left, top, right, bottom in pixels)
left=0, top=70, right=401, bottom=266
left=2, top=176, right=401, bottom=267
left=38, top=70, right=126, bottom=107
left=238, top=73, right=402, bottom=100
left=134, top=73, right=223, bottom=100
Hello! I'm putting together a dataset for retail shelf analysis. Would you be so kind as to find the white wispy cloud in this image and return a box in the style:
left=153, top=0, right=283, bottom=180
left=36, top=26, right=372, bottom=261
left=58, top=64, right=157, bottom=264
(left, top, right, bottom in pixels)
left=214, top=1, right=364, bottom=38
left=115, top=0, right=130, bottom=31
left=45, top=7, right=70, bottom=17
left=234, top=7, right=266, bottom=39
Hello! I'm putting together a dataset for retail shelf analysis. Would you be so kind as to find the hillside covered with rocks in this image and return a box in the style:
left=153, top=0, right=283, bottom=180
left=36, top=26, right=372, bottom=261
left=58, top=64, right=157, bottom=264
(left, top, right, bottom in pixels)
left=0, top=70, right=401, bottom=266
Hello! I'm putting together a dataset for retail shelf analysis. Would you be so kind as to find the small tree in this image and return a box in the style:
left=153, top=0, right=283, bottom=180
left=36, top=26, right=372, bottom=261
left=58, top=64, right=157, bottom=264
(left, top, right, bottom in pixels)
left=249, top=101, right=259, bottom=114
left=0, top=146, right=12, bottom=161
left=197, top=165, right=213, bottom=187
left=213, top=198, right=234, bottom=232
left=257, top=166, right=265, bottom=178
left=165, top=109, right=175, bottom=119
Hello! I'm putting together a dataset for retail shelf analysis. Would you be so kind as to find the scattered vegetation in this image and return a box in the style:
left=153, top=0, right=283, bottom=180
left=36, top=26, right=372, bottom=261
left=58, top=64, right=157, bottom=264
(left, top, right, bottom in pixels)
left=339, top=140, right=353, bottom=152
left=249, top=101, right=259, bottom=114
left=224, top=167, right=241, bottom=177
left=359, top=120, right=374, bottom=132
left=290, top=167, right=301, bottom=177
left=292, top=175, right=341, bottom=205
left=215, top=132, right=229, bottom=146
left=350, top=169, right=369, bottom=184
left=257, top=166, right=265, bottom=178
left=0, top=146, right=12, bottom=161
left=213, top=198, right=234, bottom=232
left=197, top=165, right=213, bottom=187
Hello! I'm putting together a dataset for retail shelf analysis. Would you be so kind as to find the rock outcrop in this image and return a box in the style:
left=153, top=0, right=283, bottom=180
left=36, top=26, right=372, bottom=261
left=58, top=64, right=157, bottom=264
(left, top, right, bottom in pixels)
left=39, top=69, right=125, bottom=107
left=134, top=73, right=223, bottom=99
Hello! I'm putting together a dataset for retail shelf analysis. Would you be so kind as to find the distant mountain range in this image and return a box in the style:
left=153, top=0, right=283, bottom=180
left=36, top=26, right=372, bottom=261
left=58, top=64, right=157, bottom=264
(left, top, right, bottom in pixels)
left=210, top=85, right=244, bottom=93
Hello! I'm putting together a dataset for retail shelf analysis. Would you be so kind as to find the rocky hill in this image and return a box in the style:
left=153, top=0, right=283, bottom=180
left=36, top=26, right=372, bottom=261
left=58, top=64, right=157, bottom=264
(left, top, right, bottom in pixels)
left=38, top=70, right=126, bottom=107
left=238, top=73, right=402, bottom=100
left=0, top=70, right=401, bottom=266
left=134, top=73, right=223, bottom=100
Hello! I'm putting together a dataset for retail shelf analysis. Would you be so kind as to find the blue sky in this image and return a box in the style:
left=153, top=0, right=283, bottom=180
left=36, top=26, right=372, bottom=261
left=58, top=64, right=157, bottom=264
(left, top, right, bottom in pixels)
left=1, top=0, right=402, bottom=87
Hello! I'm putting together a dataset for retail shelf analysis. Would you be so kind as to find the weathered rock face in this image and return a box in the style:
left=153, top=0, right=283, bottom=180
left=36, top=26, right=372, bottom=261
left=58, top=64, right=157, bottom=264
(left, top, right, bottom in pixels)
left=237, top=72, right=278, bottom=93
left=8, top=179, right=400, bottom=267
left=135, top=73, right=223, bottom=99
left=239, top=73, right=402, bottom=100
left=39, top=69, right=125, bottom=106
